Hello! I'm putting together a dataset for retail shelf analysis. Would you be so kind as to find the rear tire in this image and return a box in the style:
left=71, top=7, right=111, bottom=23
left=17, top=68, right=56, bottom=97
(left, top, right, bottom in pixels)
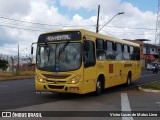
left=125, top=73, right=131, bottom=87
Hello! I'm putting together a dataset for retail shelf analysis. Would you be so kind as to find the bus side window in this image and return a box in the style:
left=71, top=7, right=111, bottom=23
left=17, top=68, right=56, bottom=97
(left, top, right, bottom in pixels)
left=130, top=46, right=134, bottom=60
left=84, top=40, right=96, bottom=67
left=115, top=43, right=123, bottom=60
left=123, top=45, right=130, bottom=60
left=96, top=39, right=106, bottom=60
left=106, top=41, right=115, bottom=60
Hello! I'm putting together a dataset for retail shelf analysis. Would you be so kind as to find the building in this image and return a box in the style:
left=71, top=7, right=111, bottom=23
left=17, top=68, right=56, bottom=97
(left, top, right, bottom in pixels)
left=143, top=43, right=160, bottom=66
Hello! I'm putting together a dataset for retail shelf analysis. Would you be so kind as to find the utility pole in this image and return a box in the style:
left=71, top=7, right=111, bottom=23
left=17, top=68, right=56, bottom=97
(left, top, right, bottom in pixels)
left=17, top=44, right=19, bottom=71
left=96, top=5, right=100, bottom=33
left=11, top=56, right=14, bottom=72
left=155, top=0, right=160, bottom=45
left=155, top=0, right=160, bottom=62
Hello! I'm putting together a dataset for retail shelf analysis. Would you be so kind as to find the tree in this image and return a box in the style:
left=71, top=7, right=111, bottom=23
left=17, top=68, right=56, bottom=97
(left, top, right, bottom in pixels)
left=0, top=59, right=9, bottom=71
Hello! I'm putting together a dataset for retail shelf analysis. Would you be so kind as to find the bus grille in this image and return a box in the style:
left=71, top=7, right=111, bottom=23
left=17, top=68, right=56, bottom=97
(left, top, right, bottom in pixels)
left=42, top=74, right=71, bottom=79
left=48, top=85, right=64, bottom=89
left=46, top=80, right=66, bottom=84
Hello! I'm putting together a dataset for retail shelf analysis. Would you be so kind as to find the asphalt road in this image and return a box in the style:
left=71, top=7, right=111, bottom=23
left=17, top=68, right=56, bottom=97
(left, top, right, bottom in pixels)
left=0, top=70, right=160, bottom=120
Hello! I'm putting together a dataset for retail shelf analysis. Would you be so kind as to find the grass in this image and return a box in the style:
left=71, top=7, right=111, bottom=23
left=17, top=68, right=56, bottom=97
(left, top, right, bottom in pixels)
left=0, top=71, right=35, bottom=81
left=0, top=72, right=14, bottom=77
left=141, top=81, right=160, bottom=90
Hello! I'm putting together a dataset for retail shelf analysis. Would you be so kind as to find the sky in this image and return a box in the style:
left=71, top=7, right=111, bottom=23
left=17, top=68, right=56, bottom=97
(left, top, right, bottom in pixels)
left=0, top=0, right=158, bottom=56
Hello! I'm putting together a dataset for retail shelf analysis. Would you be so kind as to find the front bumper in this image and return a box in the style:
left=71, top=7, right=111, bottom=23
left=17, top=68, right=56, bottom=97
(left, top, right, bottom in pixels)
left=35, top=80, right=86, bottom=94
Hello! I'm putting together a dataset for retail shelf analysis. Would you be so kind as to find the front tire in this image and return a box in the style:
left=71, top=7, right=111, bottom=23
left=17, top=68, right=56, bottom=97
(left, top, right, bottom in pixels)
left=95, top=78, right=102, bottom=96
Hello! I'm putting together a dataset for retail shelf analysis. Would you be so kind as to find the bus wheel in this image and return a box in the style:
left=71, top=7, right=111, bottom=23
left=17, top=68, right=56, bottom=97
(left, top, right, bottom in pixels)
left=126, top=73, right=131, bottom=86
left=95, top=78, right=102, bottom=96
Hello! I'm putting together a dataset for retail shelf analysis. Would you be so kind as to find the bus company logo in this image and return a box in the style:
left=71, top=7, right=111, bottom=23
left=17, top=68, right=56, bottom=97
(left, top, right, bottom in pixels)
left=124, top=64, right=132, bottom=67
left=52, top=80, right=57, bottom=84
left=2, top=112, right=11, bottom=117
left=56, top=66, right=60, bottom=71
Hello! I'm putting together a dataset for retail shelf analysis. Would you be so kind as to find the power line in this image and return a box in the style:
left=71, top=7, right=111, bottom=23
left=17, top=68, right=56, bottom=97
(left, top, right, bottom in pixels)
left=0, top=15, right=157, bottom=34
left=0, top=15, right=156, bottom=31
left=0, top=17, right=54, bottom=31
left=0, top=16, right=60, bottom=27
left=0, top=24, right=43, bottom=32
left=101, top=30, right=118, bottom=38
left=107, top=31, right=155, bottom=34
left=0, top=23, right=156, bottom=36
left=1, top=15, right=155, bottom=30
left=0, top=16, right=95, bottom=27
left=105, top=25, right=156, bottom=31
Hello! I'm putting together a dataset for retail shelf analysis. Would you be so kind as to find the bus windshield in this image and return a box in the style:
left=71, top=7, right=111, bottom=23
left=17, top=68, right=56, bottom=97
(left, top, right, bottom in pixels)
left=37, top=42, right=81, bottom=72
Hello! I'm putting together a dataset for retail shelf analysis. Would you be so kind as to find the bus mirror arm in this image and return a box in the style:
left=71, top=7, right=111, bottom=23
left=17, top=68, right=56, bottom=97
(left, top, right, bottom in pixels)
left=84, top=41, right=90, bottom=51
left=31, top=42, right=37, bottom=54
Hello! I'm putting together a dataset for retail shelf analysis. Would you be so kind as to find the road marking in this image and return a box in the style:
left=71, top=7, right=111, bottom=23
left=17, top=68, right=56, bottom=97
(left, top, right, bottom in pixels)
left=155, top=102, right=160, bottom=108
left=155, top=102, right=160, bottom=104
left=121, top=93, right=134, bottom=120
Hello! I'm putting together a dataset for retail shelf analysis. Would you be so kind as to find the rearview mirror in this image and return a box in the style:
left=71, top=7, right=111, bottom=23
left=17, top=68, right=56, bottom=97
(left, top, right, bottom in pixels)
left=31, top=46, right=34, bottom=54
left=31, top=42, right=37, bottom=54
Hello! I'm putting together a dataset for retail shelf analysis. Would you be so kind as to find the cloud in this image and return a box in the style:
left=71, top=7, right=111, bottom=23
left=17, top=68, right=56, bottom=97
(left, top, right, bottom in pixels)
left=0, top=0, right=71, bottom=56
left=0, top=0, right=157, bottom=56
left=0, top=28, right=18, bottom=46
left=0, top=0, right=31, bottom=16
left=60, top=0, right=156, bottom=40
left=60, top=0, right=124, bottom=15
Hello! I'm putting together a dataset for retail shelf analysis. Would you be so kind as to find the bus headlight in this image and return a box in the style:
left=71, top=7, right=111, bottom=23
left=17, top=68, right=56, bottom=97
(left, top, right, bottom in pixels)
left=37, top=78, right=46, bottom=83
left=36, top=74, right=46, bottom=83
left=68, top=76, right=80, bottom=84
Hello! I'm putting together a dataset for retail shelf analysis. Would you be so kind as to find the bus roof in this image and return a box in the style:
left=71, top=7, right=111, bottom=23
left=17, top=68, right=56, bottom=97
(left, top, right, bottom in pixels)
left=39, top=29, right=140, bottom=47
left=80, top=29, right=140, bottom=47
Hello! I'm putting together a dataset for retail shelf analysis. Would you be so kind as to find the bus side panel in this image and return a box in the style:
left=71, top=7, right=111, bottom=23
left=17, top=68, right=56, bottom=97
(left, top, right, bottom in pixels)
left=105, top=61, right=115, bottom=88
left=132, top=61, right=141, bottom=80
left=114, top=60, right=124, bottom=85
left=83, top=66, right=96, bottom=93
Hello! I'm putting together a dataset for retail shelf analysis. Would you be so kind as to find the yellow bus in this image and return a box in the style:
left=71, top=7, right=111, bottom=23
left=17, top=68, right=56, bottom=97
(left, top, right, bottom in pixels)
left=31, top=29, right=141, bottom=95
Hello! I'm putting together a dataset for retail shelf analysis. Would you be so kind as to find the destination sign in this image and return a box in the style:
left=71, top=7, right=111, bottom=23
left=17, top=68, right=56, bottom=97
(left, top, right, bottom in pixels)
left=38, top=31, right=82, bottom=43
left=46, top=34, right=71, bottom=41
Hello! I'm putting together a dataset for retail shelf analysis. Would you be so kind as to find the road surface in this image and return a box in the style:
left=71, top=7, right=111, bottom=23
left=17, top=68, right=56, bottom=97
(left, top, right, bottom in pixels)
left=0, top=70, right=160, bottom=120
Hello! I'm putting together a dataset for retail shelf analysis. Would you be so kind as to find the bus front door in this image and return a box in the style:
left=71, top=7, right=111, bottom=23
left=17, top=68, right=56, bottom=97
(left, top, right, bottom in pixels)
left=83, top=40, right=96, bottom=93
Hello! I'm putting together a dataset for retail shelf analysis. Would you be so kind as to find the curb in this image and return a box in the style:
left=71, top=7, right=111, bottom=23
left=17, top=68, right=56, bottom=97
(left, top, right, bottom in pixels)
left=137, top=80, right=160, bottom=93
left=137, top=86, right=160, bottom=93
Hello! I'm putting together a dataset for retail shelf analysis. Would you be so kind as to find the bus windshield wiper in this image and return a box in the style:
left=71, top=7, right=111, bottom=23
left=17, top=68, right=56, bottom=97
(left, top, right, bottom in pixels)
left=59, top=41, right=70, bottom=54
left=57, top=41, right=70, bottom=65
left=44, top=43, right=50, bottom=62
